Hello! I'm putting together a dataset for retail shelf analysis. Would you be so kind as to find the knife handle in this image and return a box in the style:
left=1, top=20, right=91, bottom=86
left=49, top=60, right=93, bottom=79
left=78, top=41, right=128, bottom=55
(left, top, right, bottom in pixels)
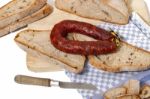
left=15, top=75, right=51, bottom=87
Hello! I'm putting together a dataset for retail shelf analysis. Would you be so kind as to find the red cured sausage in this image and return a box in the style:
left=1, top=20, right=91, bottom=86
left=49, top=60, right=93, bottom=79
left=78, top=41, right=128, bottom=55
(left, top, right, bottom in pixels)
left=50, top=20, right=117, bottom=55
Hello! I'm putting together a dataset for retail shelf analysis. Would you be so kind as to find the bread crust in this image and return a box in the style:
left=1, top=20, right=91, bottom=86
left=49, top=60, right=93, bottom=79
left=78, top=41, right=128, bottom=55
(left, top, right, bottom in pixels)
left=104, top=87, right=127, bottom=99
left=101, top=0, right=129, bottom=23
left=140, top=85, right=150, bottom=99
left=73, top=33, right=150, bottom=72
left=55, top=0, right=129, bottom=24
left=14, top=29, right=85, bottom=73
left=116, top=95, right=140, bottom=99
left=89, top=41, right=150, bottom=72
left=0, top=4, right=53, bottom=37
left=17, top=42, right=80, bottom=73
left=0, top=0, right=47, bottom=29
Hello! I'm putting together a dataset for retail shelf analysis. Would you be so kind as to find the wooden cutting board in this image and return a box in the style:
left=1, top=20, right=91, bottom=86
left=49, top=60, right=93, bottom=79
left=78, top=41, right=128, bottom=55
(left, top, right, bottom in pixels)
left=26, top=0, right=150, bottom=72
left=126, top=0, right=150, bottom=25
left=26, top=2, right=100, bottom=72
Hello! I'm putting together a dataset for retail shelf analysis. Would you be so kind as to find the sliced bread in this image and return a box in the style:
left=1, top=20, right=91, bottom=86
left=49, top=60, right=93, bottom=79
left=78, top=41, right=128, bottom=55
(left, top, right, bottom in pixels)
left=17, top=42, right=64, bottom=72
left=14, top=30, right=86, bottom=73
left=0, top=4, right=53, bottom=37
left=140, top=85, right=150, bottom=99
left=28, top=4, right=100, bottom=30
left=0, top=0, right=47, bottom=29
left=116, top=95, right=140, bottom=99
left=104, top=87, right=127, bottom=99
left=55, top=0, right=129, bottom=24
left=73, top=33, right=150, bottom=72
left=26, top=34, right=77, bottom=72
left=18, top=43, right=76, bottom=72
left=102, top=0, right=129, bottom=18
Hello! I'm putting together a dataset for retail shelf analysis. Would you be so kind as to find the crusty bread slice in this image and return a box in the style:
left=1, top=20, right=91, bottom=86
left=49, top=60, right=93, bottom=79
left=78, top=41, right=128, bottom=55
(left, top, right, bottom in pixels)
left=73, top=34, right=150, bottom=72
left=28, top=4, right=100, bottom=30
left=14, top=30, right=86, bottom=73
left=55, top=0, right=129, bottom=24
left=17, top=43, right=78, bottom=73
left=0, top=0, right=47, bottom=29
left=140, top=85, right=150, bottom=99
left=102, top=0, right=129, bottom=18
left=116, top=95, right=140, bottom=99
left=26, top=34, right=75, bottom=72
left=0, top=4, right=53, bottom=37
left=104, top=87, right=127, bottom=99
left=104, top=79, right=142, bottom=99
left=18, top=42, right=77, bottom=72
left=27, top=53, right=63, bottom=72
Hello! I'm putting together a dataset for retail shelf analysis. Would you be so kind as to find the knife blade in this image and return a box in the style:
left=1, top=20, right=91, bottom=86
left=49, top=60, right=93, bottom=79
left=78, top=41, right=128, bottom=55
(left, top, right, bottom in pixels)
left=15, top=75, right=97, bottom=90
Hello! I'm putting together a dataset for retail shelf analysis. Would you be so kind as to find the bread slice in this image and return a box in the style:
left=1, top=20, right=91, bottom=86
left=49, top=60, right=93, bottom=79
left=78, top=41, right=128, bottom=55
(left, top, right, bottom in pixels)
left=104, top=87, right=127, bottom=99
left=0, top=4, right=53, bottom=37
left=28, top=4, right=100, bottom=30
left=26, top=34, right=78, bottom=72
left=26, top=34, right=74, bottom=72
left=73, top=34, right=150, bottom=72
left=55, top=0, right=129, bottom=24
left=0, top=0, right=47, bottom=29
left=116, top=95, right=140, bottom=99
left=125, top=0, right=150, bottom=25
left=14, top=30, right=86, bottom=73
left=17, top=43, right=77, bottom=72
left=140, top=85, right=150, bottom=99
left=102, top=0, right=129, bottom=18
left=18, top=42, right=76, bottom=72
left=27, top=53, right=63, bottom=72
left=123, top=79, right=140, bottom=95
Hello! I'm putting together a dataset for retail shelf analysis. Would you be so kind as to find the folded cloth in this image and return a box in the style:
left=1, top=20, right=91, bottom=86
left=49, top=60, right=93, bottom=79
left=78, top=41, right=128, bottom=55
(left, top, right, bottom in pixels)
left=66, top=13, right=150, bottom=99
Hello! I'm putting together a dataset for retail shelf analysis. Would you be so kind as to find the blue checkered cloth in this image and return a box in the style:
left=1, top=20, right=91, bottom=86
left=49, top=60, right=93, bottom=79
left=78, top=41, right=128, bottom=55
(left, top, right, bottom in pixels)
left=66, top=13, right=150, bottom=99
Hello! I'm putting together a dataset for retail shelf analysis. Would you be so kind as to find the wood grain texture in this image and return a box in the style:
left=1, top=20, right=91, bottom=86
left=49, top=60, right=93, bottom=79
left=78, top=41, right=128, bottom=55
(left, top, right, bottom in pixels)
left=15, top=75, right=50, bottom=87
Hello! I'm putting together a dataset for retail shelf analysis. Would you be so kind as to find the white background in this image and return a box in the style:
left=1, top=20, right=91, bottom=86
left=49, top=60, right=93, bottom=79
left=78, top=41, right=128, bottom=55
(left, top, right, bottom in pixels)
left=0, top=0, right=150, bottom=99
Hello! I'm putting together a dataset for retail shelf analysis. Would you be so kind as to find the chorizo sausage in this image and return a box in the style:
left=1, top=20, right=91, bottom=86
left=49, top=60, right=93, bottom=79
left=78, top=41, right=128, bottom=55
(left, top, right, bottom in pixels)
left=50, top=20, right=118, bottom=55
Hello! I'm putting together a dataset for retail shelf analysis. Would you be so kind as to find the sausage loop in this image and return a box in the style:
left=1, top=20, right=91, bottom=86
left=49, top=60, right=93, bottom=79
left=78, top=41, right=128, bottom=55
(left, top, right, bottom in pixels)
left=50, top=20, right=118, bottom=55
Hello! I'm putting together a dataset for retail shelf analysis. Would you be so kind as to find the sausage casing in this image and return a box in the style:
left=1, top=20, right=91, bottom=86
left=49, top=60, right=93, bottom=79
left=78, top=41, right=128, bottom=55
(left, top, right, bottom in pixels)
left=50, top=20, right=117, bottom=55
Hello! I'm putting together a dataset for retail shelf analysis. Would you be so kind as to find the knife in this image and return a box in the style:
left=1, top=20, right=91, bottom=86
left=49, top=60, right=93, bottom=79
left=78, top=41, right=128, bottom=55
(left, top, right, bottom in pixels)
left=14, top=75, right=97, bottom=90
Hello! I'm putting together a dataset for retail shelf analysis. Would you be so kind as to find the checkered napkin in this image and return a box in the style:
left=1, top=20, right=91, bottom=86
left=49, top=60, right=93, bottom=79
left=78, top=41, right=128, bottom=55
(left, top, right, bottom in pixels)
left=66, top=13, right=150, bottom=99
